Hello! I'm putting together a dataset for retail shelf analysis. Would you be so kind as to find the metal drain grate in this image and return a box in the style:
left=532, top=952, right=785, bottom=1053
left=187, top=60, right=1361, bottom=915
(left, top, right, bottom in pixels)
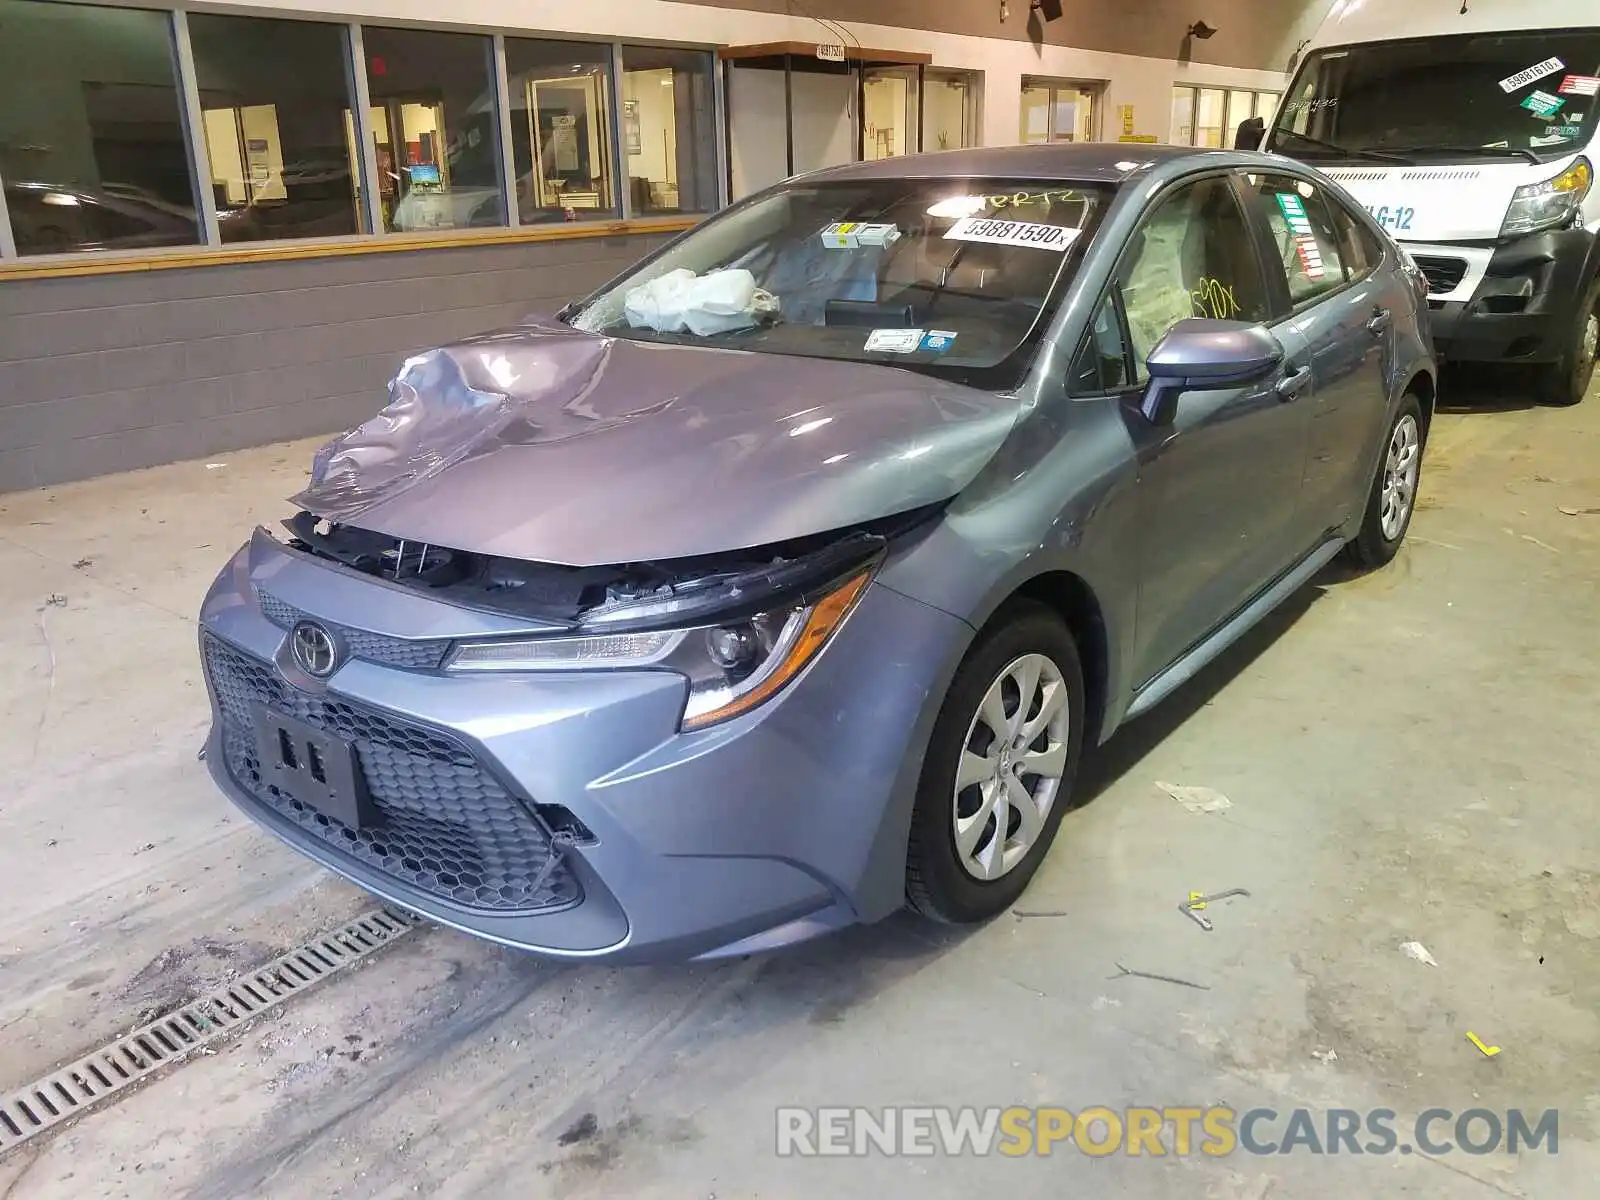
left=0, top=906, right=421, bottom=1157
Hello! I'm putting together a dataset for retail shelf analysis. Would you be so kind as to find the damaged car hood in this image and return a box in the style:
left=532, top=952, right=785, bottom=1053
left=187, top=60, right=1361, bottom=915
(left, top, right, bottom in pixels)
left=292, top=321, right=1022, bottom=566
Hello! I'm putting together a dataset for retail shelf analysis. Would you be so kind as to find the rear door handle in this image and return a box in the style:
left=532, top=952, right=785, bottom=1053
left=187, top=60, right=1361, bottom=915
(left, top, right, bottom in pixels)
left=1276, top=366, right=1313, bottom=400
left=1367, top=309, right=1392, bottom=335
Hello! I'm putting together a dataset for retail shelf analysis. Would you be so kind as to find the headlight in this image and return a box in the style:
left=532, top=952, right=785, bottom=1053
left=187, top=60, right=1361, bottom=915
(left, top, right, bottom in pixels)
left=1500, top=158, right=1592, bottom=238
left=445, top=569, right=873, bottom=730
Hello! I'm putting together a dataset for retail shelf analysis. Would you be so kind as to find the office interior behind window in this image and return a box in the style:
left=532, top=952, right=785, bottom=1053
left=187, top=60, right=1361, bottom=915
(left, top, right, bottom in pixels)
left=0, top=0, right=722, bottom=259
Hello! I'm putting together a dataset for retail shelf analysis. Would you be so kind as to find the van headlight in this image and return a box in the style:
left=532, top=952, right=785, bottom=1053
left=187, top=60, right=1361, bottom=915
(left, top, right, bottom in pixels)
left=1500, top=158, right=1592, bottom=237
left=445, top=569, right=873, bottom=730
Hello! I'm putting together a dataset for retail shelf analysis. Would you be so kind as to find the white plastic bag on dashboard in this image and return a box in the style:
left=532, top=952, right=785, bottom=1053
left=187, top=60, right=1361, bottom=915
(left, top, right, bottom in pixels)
left=624, top=268, right=698, bottom=332
left=623, top=268, right=775, bottom=336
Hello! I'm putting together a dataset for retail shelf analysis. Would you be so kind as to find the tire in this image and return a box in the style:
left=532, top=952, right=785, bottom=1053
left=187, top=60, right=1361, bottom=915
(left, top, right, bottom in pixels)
left=1343, top=392, right=1425, bottom=569
left=1536, top=274, right=1600, bottom=407
left=906, top=602, right=1086, bottom=924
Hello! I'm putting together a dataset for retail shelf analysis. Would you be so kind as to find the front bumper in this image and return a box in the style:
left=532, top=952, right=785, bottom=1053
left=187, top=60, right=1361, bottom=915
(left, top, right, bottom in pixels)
left=1417, top=228, right=1597, bottom=364
left=198, top=533, right=972, bottom=963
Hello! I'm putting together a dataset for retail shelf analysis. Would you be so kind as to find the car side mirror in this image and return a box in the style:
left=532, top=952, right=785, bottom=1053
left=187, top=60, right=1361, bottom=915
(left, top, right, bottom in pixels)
left=1139, top=318, right=1284, bottom=426
left=1236, top=116, right=1266, bottom=151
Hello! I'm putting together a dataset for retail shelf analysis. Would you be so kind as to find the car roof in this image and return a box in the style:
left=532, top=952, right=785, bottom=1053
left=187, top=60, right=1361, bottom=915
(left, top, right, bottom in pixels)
left=802, top=143, right=1282, bottom=186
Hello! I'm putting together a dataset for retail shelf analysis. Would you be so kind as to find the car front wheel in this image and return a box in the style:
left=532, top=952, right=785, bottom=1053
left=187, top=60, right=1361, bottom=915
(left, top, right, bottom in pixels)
left=1344, top=393, right=1425, bottom=568
left=906, top=603, right=1085, bottom=923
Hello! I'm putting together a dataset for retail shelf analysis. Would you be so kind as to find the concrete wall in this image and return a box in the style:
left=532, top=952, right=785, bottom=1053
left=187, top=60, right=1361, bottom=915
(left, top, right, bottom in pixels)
left=0, top=232, right=671, bottom=492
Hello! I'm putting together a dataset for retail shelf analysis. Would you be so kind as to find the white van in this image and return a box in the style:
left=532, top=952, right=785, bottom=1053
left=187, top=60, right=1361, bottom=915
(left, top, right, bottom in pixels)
left=1254, top=0, right=1599, bottom=404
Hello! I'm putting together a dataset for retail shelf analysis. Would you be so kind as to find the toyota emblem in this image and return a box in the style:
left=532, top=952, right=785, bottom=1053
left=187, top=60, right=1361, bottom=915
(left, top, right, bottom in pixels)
left=290, top=621, right=340, bottom=678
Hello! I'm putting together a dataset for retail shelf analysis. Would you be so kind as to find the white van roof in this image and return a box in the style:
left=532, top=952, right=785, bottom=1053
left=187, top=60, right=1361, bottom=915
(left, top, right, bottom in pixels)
left=1311, top=0, right=1600, bottom=49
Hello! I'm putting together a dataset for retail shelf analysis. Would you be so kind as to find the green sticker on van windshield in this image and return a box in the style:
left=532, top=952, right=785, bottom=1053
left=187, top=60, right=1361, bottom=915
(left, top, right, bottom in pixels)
left=1521, top=90, right=1566, bottom=118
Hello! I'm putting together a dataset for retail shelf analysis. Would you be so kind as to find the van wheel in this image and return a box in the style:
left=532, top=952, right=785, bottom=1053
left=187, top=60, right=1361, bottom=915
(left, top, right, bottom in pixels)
left=1537, top=274, right=1600, bottom=407
left=1344, top=393, right=1424, bottom=569
left=905, top=603, right=1085, bottom=924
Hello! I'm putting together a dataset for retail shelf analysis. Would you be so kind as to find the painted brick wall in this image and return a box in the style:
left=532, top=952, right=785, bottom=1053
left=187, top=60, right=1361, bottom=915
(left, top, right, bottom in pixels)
left=0, top=232, right=672, bottom=493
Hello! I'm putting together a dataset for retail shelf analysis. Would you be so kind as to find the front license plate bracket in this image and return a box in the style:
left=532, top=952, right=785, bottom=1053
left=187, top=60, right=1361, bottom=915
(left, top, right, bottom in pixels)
left=252, top=705, right=378, bottom=830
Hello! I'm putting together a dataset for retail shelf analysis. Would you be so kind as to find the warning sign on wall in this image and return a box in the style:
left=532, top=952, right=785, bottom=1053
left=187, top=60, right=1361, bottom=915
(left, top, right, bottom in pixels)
left=1120, top=104, right=1136, bottom=135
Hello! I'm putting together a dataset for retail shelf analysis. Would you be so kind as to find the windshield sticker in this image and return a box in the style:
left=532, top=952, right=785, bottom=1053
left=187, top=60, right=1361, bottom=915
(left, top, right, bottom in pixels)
left=1281, top=97, right=1338, bottom=114
left=864, top=328, right=925, bottom=354
left=819, top=222, right=901, bottom=249
left=1521, top=90, right=1566, bottom=118
left=1499, top=57, right=1564, bottom=94
left=1559, top=75, right=1600, bottom=97
left=1530, top=134, right=1568, bottom=147
left=1545, top=124, right=1583, bottom=138
left=1275, top=193, right=1326, bottom=281
left=917, top=330, right=958, bottom=354
left=943, top=216, right=1079, bottom=250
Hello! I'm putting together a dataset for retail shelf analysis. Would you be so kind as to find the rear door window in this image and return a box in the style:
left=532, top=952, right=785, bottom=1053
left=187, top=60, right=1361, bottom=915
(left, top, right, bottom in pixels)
left=1242, top=173, right=1350, bottom=307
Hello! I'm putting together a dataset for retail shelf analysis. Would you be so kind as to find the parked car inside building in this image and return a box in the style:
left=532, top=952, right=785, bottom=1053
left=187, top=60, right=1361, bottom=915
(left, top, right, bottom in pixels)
left=198, top=144, right=1436, bottom=962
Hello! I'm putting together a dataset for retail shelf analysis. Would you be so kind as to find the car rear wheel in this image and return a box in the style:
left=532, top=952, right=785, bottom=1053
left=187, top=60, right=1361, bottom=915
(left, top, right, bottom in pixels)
left=1537, top=274, right=1599, bottom=407
left=906, top=603, right=1085, bottom=924
left=1343, top=393, right=1424, bottom=569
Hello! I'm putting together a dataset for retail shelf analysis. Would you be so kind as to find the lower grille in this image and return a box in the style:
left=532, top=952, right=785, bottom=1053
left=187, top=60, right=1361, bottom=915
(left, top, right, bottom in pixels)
left=203, top=634, right=580, bottom=913
left=1412, top=255, right=1468, bottom=296
left=256, top=589, right=452, bottom=672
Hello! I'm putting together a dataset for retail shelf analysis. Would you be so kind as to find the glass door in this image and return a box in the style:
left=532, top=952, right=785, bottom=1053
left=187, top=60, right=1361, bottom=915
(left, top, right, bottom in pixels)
left=861, top=65, right=919, bottom=159
left=1020, top=79, right=1101, bottom=143
left=922, top=69, right=978, bottom=151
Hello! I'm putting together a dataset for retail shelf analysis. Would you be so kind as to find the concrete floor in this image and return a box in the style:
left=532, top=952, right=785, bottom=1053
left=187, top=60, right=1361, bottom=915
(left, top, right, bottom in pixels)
left=1, top=376, right=1598, bottom=1198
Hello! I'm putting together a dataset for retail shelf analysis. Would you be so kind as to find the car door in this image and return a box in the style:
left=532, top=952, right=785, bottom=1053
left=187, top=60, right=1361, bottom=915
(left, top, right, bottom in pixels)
left=1104, top=173, right=1314, bottom=688
left=1240, top=171, right=1391, bottom=534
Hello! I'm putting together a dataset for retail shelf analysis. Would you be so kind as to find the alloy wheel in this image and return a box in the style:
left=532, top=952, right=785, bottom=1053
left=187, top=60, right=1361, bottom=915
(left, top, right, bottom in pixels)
left=1580, top=308, right=1599, bottom=393
left=1380, top=413, right=1420, bottom=541
left=952, top=653, right=1071, bottom=882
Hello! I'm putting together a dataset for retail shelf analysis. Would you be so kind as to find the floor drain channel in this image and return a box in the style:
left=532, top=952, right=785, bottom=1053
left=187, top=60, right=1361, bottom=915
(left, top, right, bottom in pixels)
left=0, top=905, right=420, bottom=1157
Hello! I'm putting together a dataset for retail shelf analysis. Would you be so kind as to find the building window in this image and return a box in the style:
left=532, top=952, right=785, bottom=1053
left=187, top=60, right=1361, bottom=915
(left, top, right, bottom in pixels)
left=1170, top=86, right=1196, bottom=146
left=188, top=13, right=365, bottom=244
left=1170, top=85, right=1282, bottom=147
left=923, top=69, right=980, bottom=151
left=862, top=66, right=918, bottom=159
left=1020, top=78, right=1100, bottom=144
left=0, top=0, right=200, bottom=255
left=619, top=45, right=717, bottom=215
left=505, top=38, right=618, bottom=224
left=361, top=25, right=505, bottom=233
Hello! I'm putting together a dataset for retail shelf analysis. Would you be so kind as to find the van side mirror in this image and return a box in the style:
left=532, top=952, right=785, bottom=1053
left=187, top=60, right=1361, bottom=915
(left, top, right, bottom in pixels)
left=1139, top=319, right=1284, bottom=425
left=1236, top=116, right=1266, bottom=151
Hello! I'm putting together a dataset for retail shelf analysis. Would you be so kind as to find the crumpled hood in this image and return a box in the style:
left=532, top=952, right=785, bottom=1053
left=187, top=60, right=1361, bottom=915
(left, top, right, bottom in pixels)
left=292, top=321, right=1021, bottom=566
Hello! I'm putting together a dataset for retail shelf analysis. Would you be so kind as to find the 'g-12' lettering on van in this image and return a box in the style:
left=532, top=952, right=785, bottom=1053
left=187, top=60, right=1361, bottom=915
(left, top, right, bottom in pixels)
left=944, top=217, right=1080, bottom=250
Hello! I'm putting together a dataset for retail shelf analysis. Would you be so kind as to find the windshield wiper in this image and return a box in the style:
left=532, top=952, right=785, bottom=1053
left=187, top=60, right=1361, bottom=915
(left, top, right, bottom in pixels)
left=1381, top=143, right=1542, bottom=164
left=1272, top=127, right=1414, bottom=165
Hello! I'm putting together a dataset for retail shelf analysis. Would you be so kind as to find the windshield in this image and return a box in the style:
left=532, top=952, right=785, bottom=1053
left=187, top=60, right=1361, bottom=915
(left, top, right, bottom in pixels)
left=1269, top=29, right=1600, bottom=161
left=568, top=178, right=1108, bottom=383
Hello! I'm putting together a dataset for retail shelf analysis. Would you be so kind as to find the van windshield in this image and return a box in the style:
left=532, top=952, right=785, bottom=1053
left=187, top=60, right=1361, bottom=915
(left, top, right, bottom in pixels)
left=1269, top=29, right=1600, bottom=162
left=568, top=178, right=1108, bottom=386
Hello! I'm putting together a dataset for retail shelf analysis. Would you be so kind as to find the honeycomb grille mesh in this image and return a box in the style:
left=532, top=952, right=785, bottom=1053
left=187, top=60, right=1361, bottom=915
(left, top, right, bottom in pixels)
left=203, top=635, right=579, bottom=913
left=256, top=589, right=452, bottom=671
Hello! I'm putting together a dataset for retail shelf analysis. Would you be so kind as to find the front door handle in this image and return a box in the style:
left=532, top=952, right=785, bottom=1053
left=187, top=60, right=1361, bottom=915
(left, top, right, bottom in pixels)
left=1367, top=308, right=1393, bottom=335
left=1276, top=365, right=1313, bottom=401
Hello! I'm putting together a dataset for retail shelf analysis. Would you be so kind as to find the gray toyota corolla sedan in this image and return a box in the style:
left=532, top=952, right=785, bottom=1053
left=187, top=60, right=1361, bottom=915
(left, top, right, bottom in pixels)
left=199, top=144, right=1435, bottom=962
